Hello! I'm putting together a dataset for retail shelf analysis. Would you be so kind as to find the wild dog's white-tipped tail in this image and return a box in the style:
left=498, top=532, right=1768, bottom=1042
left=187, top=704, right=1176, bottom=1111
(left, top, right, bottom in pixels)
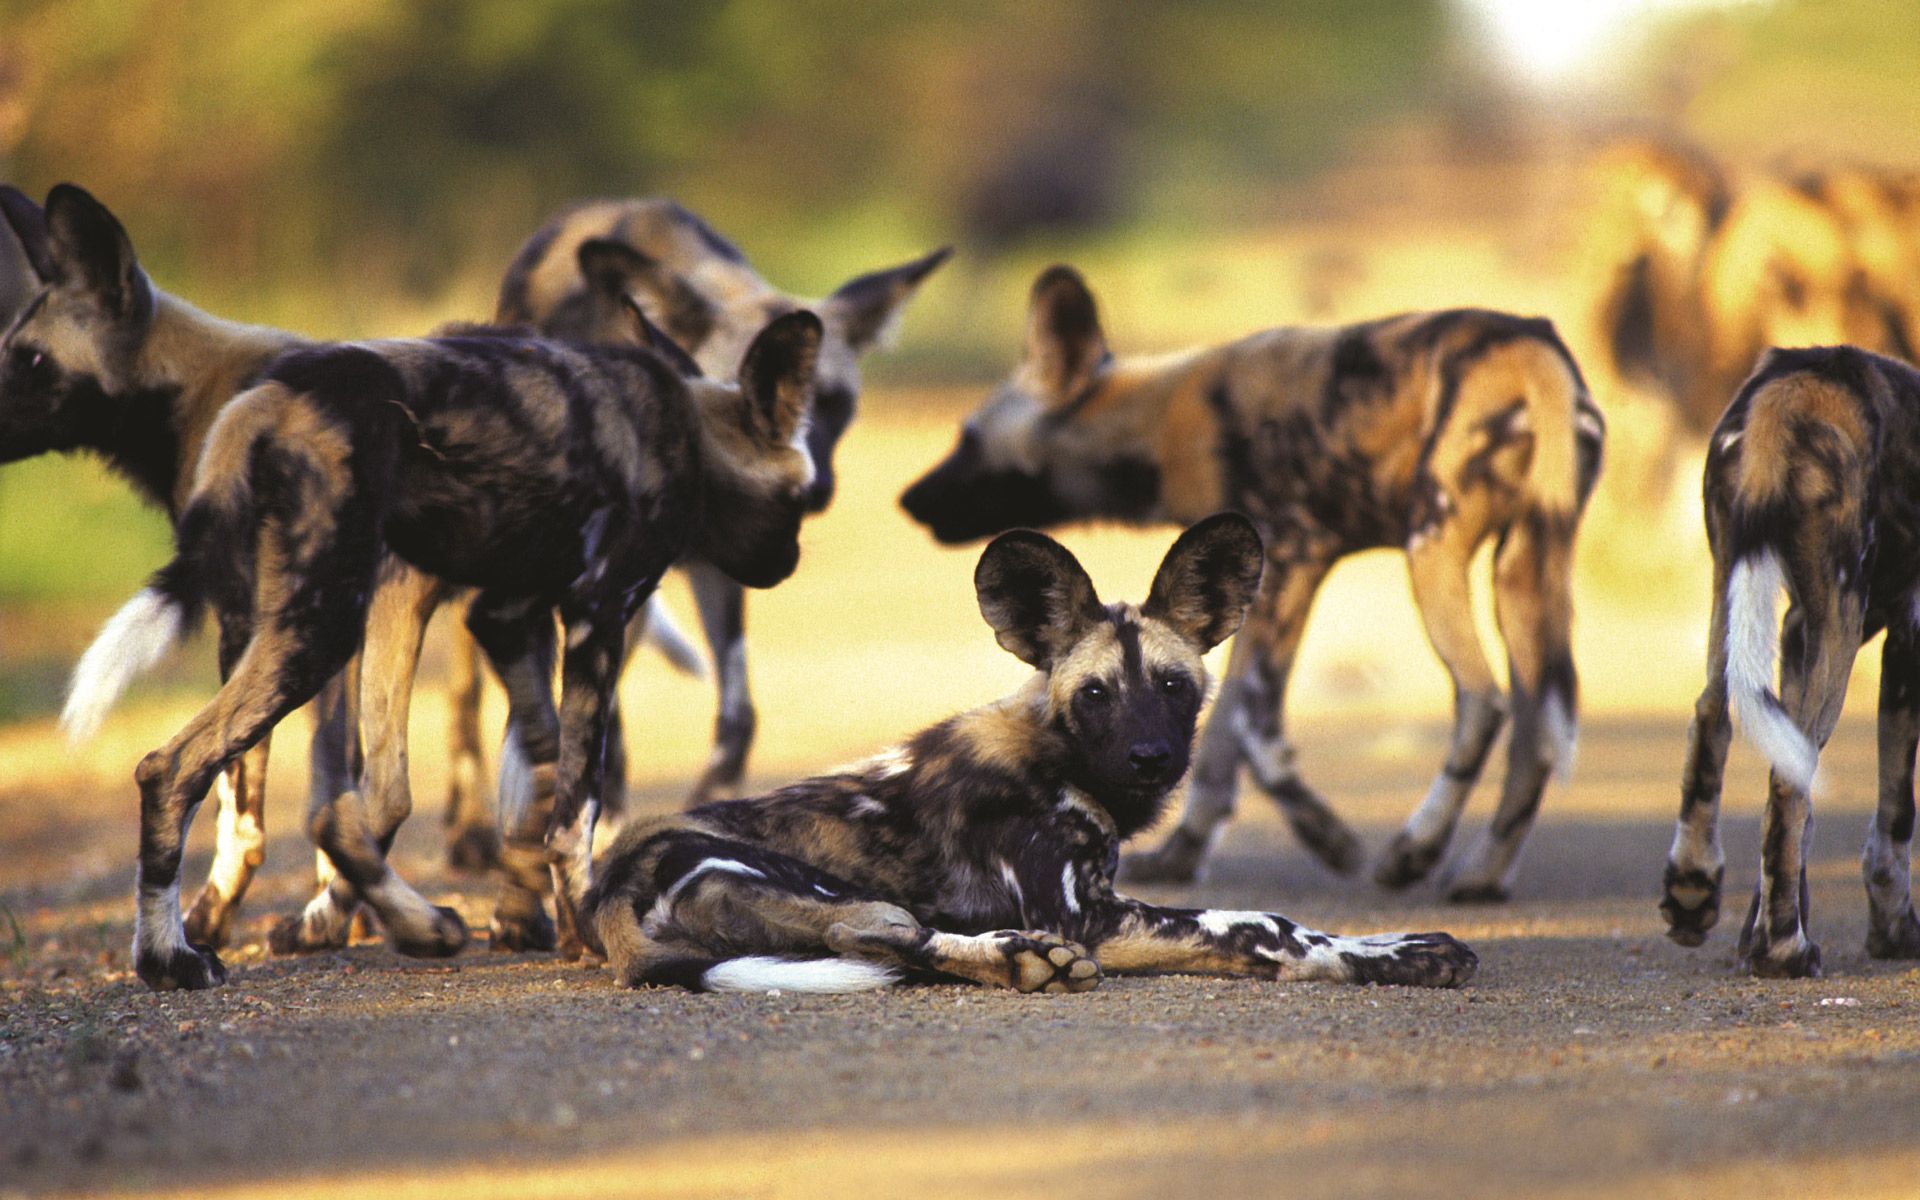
left=1725, top=551, right=1819, bottom=794
left=640, top=595, right=707, bottom=680
left=62, top=587, right=187, bottom=744
left=701, top=956, right=899, bottom=994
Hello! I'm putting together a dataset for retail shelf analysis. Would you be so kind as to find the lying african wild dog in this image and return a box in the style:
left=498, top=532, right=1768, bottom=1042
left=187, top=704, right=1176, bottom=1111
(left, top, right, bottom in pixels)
left=586, top=513, right=1478, bottom=993
left=435, top=198, right=950, bottom=869
left=902, top=267, right=1605, bottom=902
left=1663, top=346, right=1920, bottom=978
left=69, top=291, right=822, bottom=990
left=0, top=182, right=372, bottom=953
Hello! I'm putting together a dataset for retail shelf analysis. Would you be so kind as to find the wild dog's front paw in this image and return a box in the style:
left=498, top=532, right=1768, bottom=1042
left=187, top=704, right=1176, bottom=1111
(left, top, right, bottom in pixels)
left=136, top=942, right=228, bottom=991
left=1374, top=832, right=1446, bottom=891
left=1120, top=828, right=1207, bottom=885
left=1867, top=907, right=1920, bottom=959
left=994, top=931, right=1102, bottom=994
left=488, top=909, right=557, bottom=953
left=1344, top=932, right=1478, bottom=989
left=391, top=906, right=469, bottom=959
left=267, top=910, right=351, bottom=956
left=183, top=888, right=237, bottom=950
left=445, top=823, right=502, bottom=874
left=1659, top=862, right=1724, bottom=947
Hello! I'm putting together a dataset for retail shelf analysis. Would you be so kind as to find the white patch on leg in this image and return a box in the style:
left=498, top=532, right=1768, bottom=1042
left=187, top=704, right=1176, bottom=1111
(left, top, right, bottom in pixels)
left=135, top=881, right=188, bottom=960
left=63, top=587, right=185, bottom=743
left=1196, top=910, right=1280, bottom=938
left=204, top=772, right=262, bottom=905
left=639, top=595, right=707, bottom=679
left=1543, top=689, right=1577, bottom=783
left=1060, top=863, right=1080, bottom=914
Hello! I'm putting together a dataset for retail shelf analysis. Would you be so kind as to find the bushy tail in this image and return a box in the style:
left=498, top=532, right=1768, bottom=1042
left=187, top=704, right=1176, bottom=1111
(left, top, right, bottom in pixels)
left=1723, top=549, right=1819, bottom=795
left=634, top=954, right=900, bottom=994
left=61, top=579, right=199, bottom=743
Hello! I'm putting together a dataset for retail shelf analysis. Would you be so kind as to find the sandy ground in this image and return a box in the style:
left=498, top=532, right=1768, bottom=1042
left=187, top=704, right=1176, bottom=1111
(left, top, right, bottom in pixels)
left=3, top=340, right=1918, bottom=1195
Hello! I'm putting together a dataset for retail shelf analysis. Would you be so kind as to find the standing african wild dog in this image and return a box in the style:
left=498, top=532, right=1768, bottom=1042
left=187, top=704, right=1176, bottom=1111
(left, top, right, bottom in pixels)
left=585, top=514, right=1477, bottom=992
left=0, top=183, right=373, bottom=953
left=1663, top=346, right=1920, bottom=978
left=1590, top=138, right=1920, bottom=440
left=68, top=291, right=822, bottom=989
left=435, top=197, right=950, bottom=867
left=902, top=267, right=1605, bottom=901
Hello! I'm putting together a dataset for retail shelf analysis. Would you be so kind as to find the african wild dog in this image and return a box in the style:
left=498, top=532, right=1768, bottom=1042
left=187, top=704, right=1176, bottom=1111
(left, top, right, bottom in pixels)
left=0, top=183, right=373, bottom=953
left=434, top=199, right=950, bottom=869
left=68, top=292, right=822, bottom=989
left=1663, top=346, right=1920, bottom=978
left=902, top=267, right=1605, bottom=902
left=1590, top=138, right=1920, bottom=440
left=585, top=514, right=1478, bottom=992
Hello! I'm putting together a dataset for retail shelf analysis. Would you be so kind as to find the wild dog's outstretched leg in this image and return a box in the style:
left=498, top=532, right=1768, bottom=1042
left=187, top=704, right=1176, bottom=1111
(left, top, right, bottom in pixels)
left=469, top=597, right=560, bottom=953
left=545, top=600, right=635, bottom=960
left=1444, top=512, right=1580, bottom=902
left=1866, top=621, right=1920, bottom=959
left=442, top=610, right=501, bottom=872
left=591, top=832, right=1100, bottom=993
left=1376, top=518, right=1507, bottom=891
left=1662, top=557, right=1734, bottom=945
left=685, top=561, right=754, bottom=806
left=273, top=564, right=467, bottom=958
left=1127, top=551, right=1349, bottom=882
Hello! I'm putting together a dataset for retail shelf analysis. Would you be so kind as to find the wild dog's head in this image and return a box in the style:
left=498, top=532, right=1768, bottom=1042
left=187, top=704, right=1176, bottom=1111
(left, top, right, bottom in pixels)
left=527, top=210, right=949, bottom=515
left=902, top=264, right=1154, bottom=543
left=0, top=184, right=158, bottom=463
left=975, top=512, right=1264, bottom=834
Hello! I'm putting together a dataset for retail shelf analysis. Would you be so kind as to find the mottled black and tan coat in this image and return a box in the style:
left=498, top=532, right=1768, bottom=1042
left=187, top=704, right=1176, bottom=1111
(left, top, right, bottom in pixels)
left=433, top=198, right=948, bottom=867
left=903, top=266, right=1605, bottom=901
left=585, top=514, right=1477, bottom=993
left=67, top=254, right=822, bottom=990
left=1664, top=345, right=1920, bottom=977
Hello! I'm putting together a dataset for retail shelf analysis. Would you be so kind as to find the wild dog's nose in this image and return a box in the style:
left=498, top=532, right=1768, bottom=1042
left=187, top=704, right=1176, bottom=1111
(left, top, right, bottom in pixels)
left=1128, top=741, right=1174, bottom=779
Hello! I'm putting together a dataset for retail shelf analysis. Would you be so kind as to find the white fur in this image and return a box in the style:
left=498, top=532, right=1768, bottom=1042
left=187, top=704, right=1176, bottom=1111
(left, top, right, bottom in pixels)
left=1196, top=910, right=1280, bottom=938
left=701, top=956, right=899, bottom=993
left=63, top=587, right=185, bottom=743
left=1725, top=552, right=1819, bottom=795
left=1543, top=689, right=1577, bottom=784
left=496, top=723, right=536, bottom=831
left=639, top=595, right=707, bottom=679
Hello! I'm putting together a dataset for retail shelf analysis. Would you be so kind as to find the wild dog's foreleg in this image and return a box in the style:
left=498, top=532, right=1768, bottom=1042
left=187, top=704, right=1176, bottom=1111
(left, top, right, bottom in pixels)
left=469, top=598, right=560, bottom=953
left=442, top=602, right=501, bottom=872
left=1078, top=897, right=1476, bottom=988
left=545, top=601, right=633, bottom=960
left=1743, top=596, right=1858, bottom=978
left=1866, top=622, right=1920, bottom=958
left=1127, top=552, right=1350, bottom=882
left=1662, top=557, right=1734, bottom=946
left=1377, top=519, right=1507, bottom=890
left=685, top=560, right=754, bottom=807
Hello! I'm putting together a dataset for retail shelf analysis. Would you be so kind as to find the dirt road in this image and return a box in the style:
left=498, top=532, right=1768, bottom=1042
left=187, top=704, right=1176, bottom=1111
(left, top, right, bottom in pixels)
left=4, top=709, right=1918, bottom=1200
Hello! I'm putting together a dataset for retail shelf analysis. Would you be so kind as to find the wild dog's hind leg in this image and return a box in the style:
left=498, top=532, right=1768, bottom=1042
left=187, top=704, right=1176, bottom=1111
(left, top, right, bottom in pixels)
left=1662, top=557, right=1734, bottom=945
left=685, top=561, right=755, bottom=807
left=183, top=743, right=268, bottom=949
left=545, top=601, right=636, bottom=960
left=469, top=598, right=560, bottom=953
left=1376, top=519, right=1507, bottom=891
left=1866, top=622, right=1920, bottom=958
left=1127, top=552, right=1353, bottom=882
left=442, top=608, right=502, bottom=872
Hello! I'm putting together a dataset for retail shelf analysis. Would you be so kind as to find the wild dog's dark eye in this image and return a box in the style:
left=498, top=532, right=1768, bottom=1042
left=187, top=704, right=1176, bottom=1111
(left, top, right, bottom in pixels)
left=1159, top=674, right=1193, bottom=697
left=1078, top=681, right=1108, bottom=704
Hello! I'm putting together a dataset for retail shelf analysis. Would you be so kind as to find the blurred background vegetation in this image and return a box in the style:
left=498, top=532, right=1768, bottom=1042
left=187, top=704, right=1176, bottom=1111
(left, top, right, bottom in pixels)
left=4, top=0, right=1920, bottom=724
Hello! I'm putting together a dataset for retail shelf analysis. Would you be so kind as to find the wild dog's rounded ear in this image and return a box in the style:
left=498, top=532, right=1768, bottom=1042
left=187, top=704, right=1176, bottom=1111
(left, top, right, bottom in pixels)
left=974, top=528, right=1104, bottom=670
left=823, top=245, right=953, bottom=353
left=1024, top=265, right=1109, bottom=403
left=0, top=186, right=54, bottom=283
left=738, top=310, right=822, bottom=445
left=43, top=184, right=151, bottom=321
left=574, top=236, right=719, bottom=353
left=617, top=294, right=704, bottom=378
left=1143, top=512, right=1265, bottom=651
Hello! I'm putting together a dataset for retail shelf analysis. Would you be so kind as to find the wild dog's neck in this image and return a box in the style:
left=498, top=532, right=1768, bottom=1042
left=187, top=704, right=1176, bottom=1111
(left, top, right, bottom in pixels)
left=127, top=293, right=304, bottom=514
left=982, top=675, right=1175, bottom=840
left=1049, top=348, right=1217, bottom=526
